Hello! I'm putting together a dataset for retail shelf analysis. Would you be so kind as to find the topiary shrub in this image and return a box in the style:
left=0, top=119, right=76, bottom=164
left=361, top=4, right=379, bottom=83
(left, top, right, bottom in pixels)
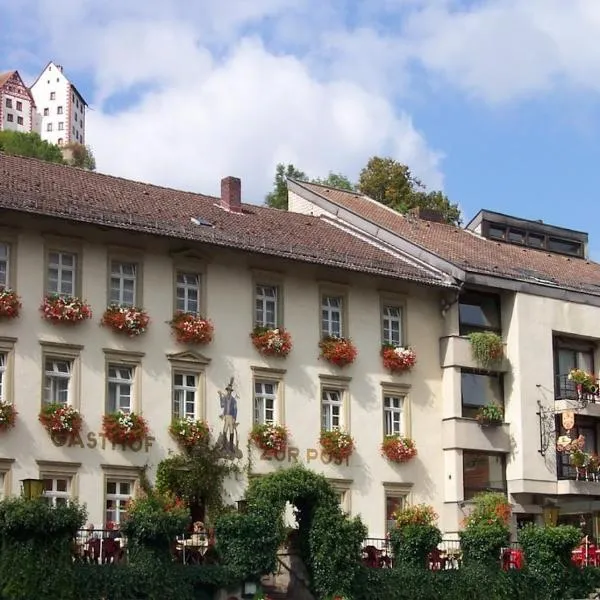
left=518, top=524, right=582, bottom=573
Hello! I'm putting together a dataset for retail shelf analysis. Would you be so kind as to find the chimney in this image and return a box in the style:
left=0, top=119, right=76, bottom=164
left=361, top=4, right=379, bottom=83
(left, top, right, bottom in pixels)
left=407, top=206, right=446, bottom=223
left=220, top=176, right=242, bottom=213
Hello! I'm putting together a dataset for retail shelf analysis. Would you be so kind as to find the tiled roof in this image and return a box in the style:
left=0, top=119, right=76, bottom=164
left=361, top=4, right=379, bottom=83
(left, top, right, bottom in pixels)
left=0, top=71, right=16, bottom=88
left=295, top=180, right=600, bottom=297
left=0, top=153, right=452, bottom=287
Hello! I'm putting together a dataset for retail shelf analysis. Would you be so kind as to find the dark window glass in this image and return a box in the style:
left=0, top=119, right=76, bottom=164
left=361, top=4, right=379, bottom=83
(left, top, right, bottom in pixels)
left=487, top=224, right=505, bottom=239
left=527, top=233, right=545, bottom=248
left=547, top=237, right=582, bottom=256
left=459, top=292, right=501, bottom=335
left=463, top=452, right=507, bottom=500
left=508, top=228, right=525, bottom=244
left=461, top=371, right=503, bottom=418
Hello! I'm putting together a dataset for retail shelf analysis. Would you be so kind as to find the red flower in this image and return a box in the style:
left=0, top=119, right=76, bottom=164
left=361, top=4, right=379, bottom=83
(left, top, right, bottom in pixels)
left=170, top=312, right=214, bottom=344
left=101, top=305, right=149, bottom=337
left=169, top=417, right=210, bottom=450
left=250, top=424, right=288, bottom=453
left=0, top=288, right=21, bottom=320
left=0, top=401, right=17, bottom=432
left=381, top=435, right=417, bottom=463
left=40, top=294, right=92, bottom=324
left=381, top=345, right=416, bottom=373
left=39, top=403, right=82, bottom=435
left=250, top=327, right=292, bottom=357
left=319, top=337, right=357, bottom=367
left=102, top=411, right=149, bottom=445
left=319, top=429, right=354, bottom=461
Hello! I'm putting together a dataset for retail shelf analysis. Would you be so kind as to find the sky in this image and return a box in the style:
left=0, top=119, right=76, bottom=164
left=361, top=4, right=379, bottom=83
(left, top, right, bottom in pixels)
left=2, top=0, right=600, bottom=253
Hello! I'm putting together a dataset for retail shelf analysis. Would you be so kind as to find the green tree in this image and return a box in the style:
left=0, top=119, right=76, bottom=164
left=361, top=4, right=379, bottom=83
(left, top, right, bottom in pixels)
left=0, top=131, right=65, bottom=164
left=357, top=156, right=462, bottom=225
left=312, top=171, right=354, bottom=191
left=63, top=142, right=96, bottom=171
left=265, top=163, right=308, bottom=209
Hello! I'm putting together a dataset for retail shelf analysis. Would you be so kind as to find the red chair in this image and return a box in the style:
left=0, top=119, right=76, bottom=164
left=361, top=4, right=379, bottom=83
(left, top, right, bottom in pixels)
left=427, top=548, right=445, bottom=571
left=362, top=545, right=379, bottom=568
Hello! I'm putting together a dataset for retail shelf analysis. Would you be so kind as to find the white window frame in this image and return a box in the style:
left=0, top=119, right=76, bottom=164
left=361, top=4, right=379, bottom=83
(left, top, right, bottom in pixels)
left=105, top=479, right=133, bottom=526
left=383, top=394, right=404, bottom=437
left=321, top=295, right=343, bottom=338
left=0, top=352, right=6, bottom=401
left=47, top=250, right=76, bottom=296
left=42, top=476, right=71, bottom=506
left=255, top=284, right=278, bottom=329
left=0, top=242, right=9, bottom=288
left=109, top=260, right=137, bottom=306
left=383, top=482, right=413, bottom=535
left=382, top=305, right=403, bottom=347
left=175, top=272, right=200, bottom=315
left=321, top=388, right=343, bottom=431
left=107, top=365, right=134, bottom=413
left=172, top=372, right=198, bottom=419
left=43, top=358, right=72, bottom=406
left=253, top=380, right=278, bottom=425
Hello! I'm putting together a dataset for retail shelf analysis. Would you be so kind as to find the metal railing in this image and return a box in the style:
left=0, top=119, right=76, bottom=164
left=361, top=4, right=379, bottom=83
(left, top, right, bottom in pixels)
left=555, top=374, right=600, bottom=403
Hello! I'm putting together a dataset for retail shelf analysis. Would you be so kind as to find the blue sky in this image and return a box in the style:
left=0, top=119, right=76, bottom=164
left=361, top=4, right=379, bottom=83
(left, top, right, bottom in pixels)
left=2, top=0, right=600, bottom=253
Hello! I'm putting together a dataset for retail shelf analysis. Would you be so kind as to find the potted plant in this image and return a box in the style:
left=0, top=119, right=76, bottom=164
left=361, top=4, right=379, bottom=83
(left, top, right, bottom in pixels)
left=0, top=401, right=17, bottom=432
left=381, top=435, right=417, bottom=463
left=102, top=411, right=149, bottom=445
left=170, top=312, right=214, bottom=344
left=250, top=423, right=289, bottom=454
left=39, top=403, right=82, bottom=436
left=568, top=368, right=597, bottom=396
left=475, top=402, right=504, bottom=427
left=319, top=429, right=354, bottom=461
left=101, top=304, right=150, bottom=337
left=40, top=293, right=92, bottom=324
left=467, top=331, right=504, bottom=368
left=319, top=337, right=357, bottom=368
left=0, top=288, right=20, bottom=320
left=169, top=417, right=210, bottom=450
left=250, top=327, right=292, bottom=357
left=381, top=345, right=416, bottom=373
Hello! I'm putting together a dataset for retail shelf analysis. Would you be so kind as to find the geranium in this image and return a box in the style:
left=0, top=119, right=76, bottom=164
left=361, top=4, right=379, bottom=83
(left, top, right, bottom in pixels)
left=394, top=504, right=437, bottom=527
left=0, top=401, right=17, bottom=432
left=568, top=368, right=597, bottom=392
left=40, top=293, right=92, bottom=324
left=102, top=411, right=148, bottom=445
left=475, top=402, right=504, bottom=426
left=381, top=345, right=416, bottom=373
left=0, top=288, right=20, bottom=320
left=381, top=435, right=417, bottom=463
left=319, top=429, right=354, bottom=461
left=319, top=337, right=357, bottom=368
left=250, top=423, right=288, bottom=453
left=250, top=327, right=292, bottom=357
left=38, top=403, right=82, bottom=435
left=101, top=304, right=149, bottom=337
left=462, top=492, right=512, bottom=528
left=170, top=312, right=214, bottom=344
left=169, top=417, right=210, bottom=450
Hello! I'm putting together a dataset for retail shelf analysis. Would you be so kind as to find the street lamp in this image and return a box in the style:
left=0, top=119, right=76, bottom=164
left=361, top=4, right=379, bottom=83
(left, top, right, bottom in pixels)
left=21, top=479, right=45, bottom=500
left=241, top=580, right=257, bottom=599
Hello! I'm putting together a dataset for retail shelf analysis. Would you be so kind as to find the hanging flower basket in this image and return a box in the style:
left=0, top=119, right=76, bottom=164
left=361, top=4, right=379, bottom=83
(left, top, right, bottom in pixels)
left=170, top=312, right=214, bottom=344
left=39, top=403, right=82, bottom=436
left=102, top=411, right=148, bottom=445
left=0, top=289, right=21, bottom=320
left=381, top=435, right=417, bottom=463
left=169, top=417, right=210, bottom=450
left=0, top=401, right=17, bottom=432
left=475, top=403, right=504, bottom=427
left=467, top=331, right=504, bottom=368
left=250, top=327, right=292, bottom=357
left=319, top=429, right=355, bottom=461
left=101, top=305, right=149, bottom=337
left=381, top=345, right=416, bottom=373
left=40, top=293, right=92, bottom=324
left=319, top=337, right=357, bottom=368
left=250, top=423, right=288, bottom=454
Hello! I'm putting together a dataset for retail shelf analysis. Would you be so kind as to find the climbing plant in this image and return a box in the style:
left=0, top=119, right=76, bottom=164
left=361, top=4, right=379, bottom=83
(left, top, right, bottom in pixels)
left=467, top=331, right=504, bottom=368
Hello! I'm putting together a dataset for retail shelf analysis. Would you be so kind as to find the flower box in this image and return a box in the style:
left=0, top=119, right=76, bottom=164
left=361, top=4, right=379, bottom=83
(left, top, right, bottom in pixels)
left=39, top=403, right=82, bottom=436
left=319, top=429, right=354, bottom=461
left=319, top=337, right=357, bottom=368
left=102, top=411, right=149, bottom=445
left=250, top=327, right=292, bottom=357
left=250, top=423, right=288, bottom=454
left=40, top=293, right=92, bottom=324
left=568, top=368, right=598, bottom=395
left=0, top=401, right=17, bottom=432
left=0, top=288, right=21, bottom=320
left=381, top=345, right=416, bottom=373
left=381, top=435, right=417, bottom=463
left=475, top=403, right=504, bottom=427
left=170, top=312, right=214, bottom=345
left=169, top=417, right=210, bottom=450
left=101, top=305, right=149, bottom=337
left=467, top=331, right=504, bottom=368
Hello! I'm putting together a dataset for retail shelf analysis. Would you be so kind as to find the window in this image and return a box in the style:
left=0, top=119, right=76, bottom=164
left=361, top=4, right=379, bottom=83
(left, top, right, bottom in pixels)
left=0, top=353, right=6, bottom=401
left=74, top=114, right=78, bottom=123
left=527, top=233, right=544, bottom=248
left=321, top=389, right=343, bottom=431
left=548, top=237, right=582, bottom=257
left=386, top=495, right=405, bottom=533
left=507, top=229, right=525, bottom=244
left=254, top=381, right=277, bottom=425
left=321, top=295, right=343, bottom=338
left=107, top=365, right=133, bottom=413
left=255, top=284, right=278, bottom=328
left=58, top=122, right=63, bottom=130
left=72, top=125, right=75, bottom=135
left=172, top=372, right=198, bottom=419
left=461, top=371, right=503, bottom=419
left=557, top=416, right=598, bottom=479
left=382, top=305, right=402, bottom=346
left=16, top=116, right=23, bottom=125
left=175, top=272, right=200, bottom=314
left=458, top=291, right=501, bottom=335
left=105, top=480, right=132, bottom=525
left=0, top=242, right=8, bottom=287
left=46, top=122, right=53, bottom=132
left=109, top=261, right=137, bottom=306
left=0, top=472, right=4, bottom=500
left=57, top=138, right=63, bottom=146
left=47, top=251, right=76, bottom=295
left=383, top=394, right=404, bottom=436
left=6, top=114, right=13, bottom=123
left=43, top=107, right=49, bottom=116
left=57, top=106, right=63, bottom=115
left=50, top=92, right=56, bottom=100
left=329, top=479, right=352, bottom=514
left=42, top=477, right=70, bottom=506
left=5, top=99, right=11, bottom=108
left=554, top=337, right=595, bottom=400
left=463, top=451, right=507, bottom=500
left=43, top=359, right=71, bottom=405
left=16, top=101, right=22, bottom=111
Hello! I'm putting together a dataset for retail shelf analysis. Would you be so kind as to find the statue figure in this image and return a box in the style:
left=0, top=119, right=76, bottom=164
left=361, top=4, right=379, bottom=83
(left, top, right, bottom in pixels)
left=218, top=377, right=240, bottom=457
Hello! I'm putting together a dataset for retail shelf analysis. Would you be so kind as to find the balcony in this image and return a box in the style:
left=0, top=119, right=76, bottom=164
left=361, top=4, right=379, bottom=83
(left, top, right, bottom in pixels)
left=442, top=417, right=511, bottom=453
left=554, top=374, right=600, bottom=416
left=439, top=335, right=509, bottom=372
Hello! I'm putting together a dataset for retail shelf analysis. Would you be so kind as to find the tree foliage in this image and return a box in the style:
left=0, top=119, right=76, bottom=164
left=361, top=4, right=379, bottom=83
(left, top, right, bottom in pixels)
left=63, top=142, right=96, bottom=171
left=312, top=171, right=354, bottom=191
left=265, top=163, right=308, bottom=209
left=0, top=130, right=65, bottom=164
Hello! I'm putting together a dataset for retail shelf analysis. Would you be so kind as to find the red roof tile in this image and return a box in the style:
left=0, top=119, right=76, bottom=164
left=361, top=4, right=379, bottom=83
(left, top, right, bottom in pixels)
left=295, top=180, right=600, bottom=297
left=0, top=153, right=451, bottom=287
left=0, top=71, right=16, bottom=88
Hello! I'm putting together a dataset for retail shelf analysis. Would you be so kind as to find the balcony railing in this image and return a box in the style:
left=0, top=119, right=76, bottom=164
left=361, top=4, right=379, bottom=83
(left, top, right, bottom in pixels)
left=555, top=374, right=600, bottom=404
